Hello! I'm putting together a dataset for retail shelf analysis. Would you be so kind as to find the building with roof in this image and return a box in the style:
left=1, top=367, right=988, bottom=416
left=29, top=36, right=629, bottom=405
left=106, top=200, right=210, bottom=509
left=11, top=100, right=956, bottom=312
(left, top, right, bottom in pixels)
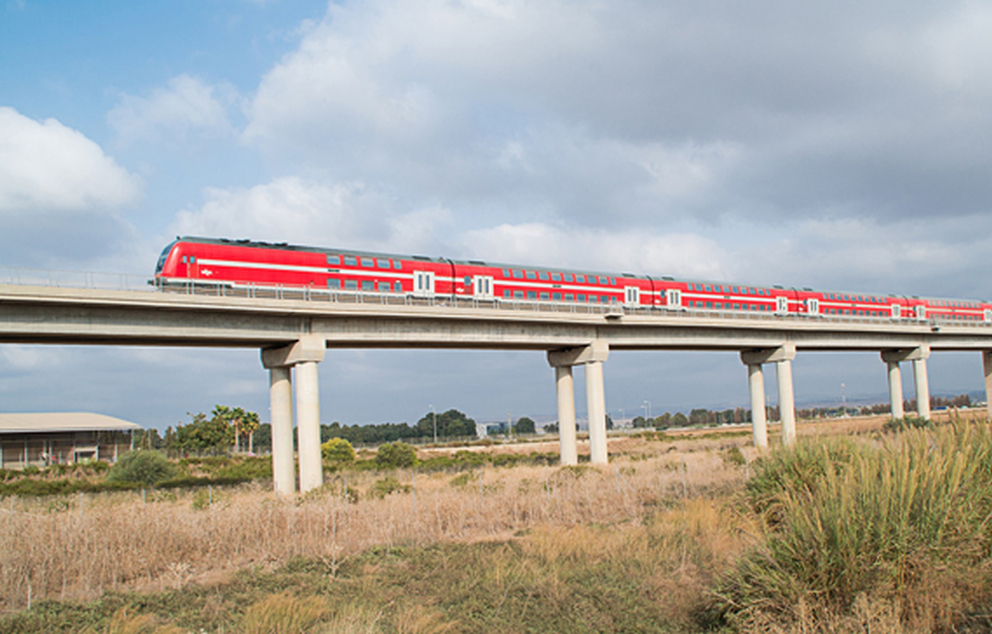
left=0, top=413, right=142, bottom=469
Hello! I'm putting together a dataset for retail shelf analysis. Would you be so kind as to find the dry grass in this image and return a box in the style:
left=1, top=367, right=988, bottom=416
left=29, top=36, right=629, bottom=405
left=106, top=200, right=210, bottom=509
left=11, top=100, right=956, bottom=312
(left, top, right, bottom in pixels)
left=0, top=440, right=749, bottom=613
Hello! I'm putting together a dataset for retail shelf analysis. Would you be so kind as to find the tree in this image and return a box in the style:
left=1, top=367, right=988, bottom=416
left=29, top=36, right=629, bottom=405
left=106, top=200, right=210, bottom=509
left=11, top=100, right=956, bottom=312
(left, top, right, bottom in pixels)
left=544, top=421, right=559, bottom=434
left=605, top=414, right=614, bottom=430
left=321, top=438, right=356, bottom=464
left=632, top=415, right=648, bottom=428
left=671, top=412, right=688, bottom=427
left=375, top=442, right=417, bottom=469
left=175, top=410, right=235, bottom=456
left=107, top=451, right=176, bottom=486
left=513, top=417, right=536, bottom=434
left=415, top=409, right=477, bottom=439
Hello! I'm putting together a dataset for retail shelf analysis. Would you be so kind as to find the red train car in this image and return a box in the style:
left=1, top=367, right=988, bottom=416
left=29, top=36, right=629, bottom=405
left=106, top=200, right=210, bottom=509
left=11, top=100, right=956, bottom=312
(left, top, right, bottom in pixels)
left=154, top=237, right=992, bottom=325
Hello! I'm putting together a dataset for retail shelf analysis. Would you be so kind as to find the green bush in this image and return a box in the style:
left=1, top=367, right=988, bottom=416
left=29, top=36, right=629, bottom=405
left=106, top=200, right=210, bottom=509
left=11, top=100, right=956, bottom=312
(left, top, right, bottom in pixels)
left=107, top=451, right=177, bottom=486
left=321, top=438, right=356, bottom=464
left=718, top=424, right=992, bottom=630
left=370, top=476, right=411, bottom=499
left=375, top=442, right=417, bottom=469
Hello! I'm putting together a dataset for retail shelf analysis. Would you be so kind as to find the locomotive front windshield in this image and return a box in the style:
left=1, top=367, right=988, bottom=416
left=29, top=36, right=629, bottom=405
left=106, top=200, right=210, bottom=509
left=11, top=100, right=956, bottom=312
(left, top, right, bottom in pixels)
left=155, top=241, right=177, bottom=274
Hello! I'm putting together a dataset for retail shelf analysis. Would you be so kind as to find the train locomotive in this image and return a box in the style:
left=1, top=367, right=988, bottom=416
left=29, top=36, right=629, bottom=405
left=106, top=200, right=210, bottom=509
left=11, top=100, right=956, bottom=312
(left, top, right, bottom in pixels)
left=154, top=237, right=992, bottom=325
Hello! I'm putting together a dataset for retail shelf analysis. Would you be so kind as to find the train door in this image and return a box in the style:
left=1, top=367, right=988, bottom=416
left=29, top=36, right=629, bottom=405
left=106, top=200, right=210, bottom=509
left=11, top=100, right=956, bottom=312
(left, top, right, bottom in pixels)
left=916, top=305, right=927, bottom=320
left=776, top=296, right=788, bottom=314
left=891, top=304, right=901, bottom=319
left=666, top=288, right=682, bottom=309
left=473, top=276, right=494, bottom=299
left=624, top=286, right=640, bottom=306
left=413, top=271, right=435, bottom=297
left=806, top=298, right=819, bottom=316
left=985, top=309, right=991, bottom=323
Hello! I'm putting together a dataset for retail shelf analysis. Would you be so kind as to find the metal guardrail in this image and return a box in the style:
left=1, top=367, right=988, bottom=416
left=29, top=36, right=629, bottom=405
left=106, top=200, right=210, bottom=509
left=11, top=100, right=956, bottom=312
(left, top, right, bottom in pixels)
left=2, top=266, right=990, bottom=330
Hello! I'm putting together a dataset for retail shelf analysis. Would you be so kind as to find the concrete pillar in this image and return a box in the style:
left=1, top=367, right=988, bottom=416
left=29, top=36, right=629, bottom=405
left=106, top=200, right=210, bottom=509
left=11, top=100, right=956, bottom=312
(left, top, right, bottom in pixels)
left=268, top=366, right=295, bottom=497
left=882, top=346, right=931, bottom=420
left=554, top=365, right=578, bottom=466
left=776, top=359, right=797, bottom=445
left=984, top=351, right=992, bottom=419
left=742, top=343, right=796, bottom=446
left=548, top=341, right=610, bottom=465
left=886, top=361, right=904, bottom=420
left=746, top=364, right=768, bottom=448
left=262, top=335, right=326, bottom=495
left=913, top=357, right=931, bottom=420
left=296, top=360, right=323, bottom=493
left=585, top=361, right=608, bottom=464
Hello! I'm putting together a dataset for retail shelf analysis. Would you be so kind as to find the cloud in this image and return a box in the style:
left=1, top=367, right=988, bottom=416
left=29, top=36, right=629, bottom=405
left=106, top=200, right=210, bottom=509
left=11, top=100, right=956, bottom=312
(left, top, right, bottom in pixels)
left=239, top=0, right=992, bottom=230
left=0, top=107, right=142, bottom=213
left=107, top=74, right=238, bottom=146
left=460, top=222, right=727, bottom=279
left=171, top=176, right=453, bottom=254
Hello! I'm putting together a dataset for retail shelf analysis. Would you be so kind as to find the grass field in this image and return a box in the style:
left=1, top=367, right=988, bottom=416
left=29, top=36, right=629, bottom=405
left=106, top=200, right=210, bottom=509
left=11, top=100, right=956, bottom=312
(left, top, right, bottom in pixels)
left=4, top=412, right=992, bottom=633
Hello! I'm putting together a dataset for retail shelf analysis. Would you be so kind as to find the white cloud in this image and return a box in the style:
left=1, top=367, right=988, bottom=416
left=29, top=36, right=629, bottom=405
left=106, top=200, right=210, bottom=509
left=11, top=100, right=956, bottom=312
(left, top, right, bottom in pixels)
left=171, top=176, right=453, bottom=254
left=460, top=222, right=726, bottom=279
left=107, top=74, right=237, bottom=146
left=0, top=107, right=142, bottom=213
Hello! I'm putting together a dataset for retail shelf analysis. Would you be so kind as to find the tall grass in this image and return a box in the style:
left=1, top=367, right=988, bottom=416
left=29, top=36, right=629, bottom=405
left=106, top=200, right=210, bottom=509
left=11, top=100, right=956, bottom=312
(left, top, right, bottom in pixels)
left=0, top=442, right=746, bottom=612
left=719, top=422, right=992, bottom=632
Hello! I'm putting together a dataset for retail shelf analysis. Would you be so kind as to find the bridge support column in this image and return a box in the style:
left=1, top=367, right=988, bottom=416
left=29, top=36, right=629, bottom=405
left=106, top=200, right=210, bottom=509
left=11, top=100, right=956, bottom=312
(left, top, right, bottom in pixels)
left=548, top=342, right=610, bottom=465
left=885, top=361, right=904, bottom=420
left=745, top=364, right=768, bottom=448
left=268, top=366, right=295, bottom=497
left=882, top=346, right=930, bottom=420
left=984, top=351, right=992, bottom=419
left=742, top=343, right=796, bottom=446
left=261, top=335, right=327, bottom=494
left=554, top=366, right=578, bottom=466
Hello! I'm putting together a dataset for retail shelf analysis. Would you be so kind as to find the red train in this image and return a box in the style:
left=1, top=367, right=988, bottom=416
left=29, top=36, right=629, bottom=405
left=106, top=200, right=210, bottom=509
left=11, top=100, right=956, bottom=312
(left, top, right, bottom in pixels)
left=155, top=237, right=992, bottom=324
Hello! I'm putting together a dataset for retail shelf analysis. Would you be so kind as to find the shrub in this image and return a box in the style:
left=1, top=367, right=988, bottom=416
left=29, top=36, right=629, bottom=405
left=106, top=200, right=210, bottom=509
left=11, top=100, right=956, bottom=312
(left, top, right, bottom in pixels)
left=22, top=465, right=40, bottom=476
left=107, top=451, right=177, bottom=486
left=375, top=442, right=417, bottom=469
left=718, top=424, right=992, bottom=631
left=370, top=476, right=411, bottom=499
left=321, top=438, right=356, bottom=464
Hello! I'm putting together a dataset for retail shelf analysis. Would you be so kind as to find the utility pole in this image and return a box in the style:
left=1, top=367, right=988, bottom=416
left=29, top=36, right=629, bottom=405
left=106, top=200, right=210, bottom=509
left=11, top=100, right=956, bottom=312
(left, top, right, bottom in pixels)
left=430, top=404, right=437, bottom=443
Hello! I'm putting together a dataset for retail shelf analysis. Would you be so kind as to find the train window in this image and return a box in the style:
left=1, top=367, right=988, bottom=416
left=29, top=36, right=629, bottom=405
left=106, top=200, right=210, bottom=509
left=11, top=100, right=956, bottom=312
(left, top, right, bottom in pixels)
left=609, top=277, right=616, bottom=285
left=539, top=272, right=549, bottom=281
left=514, top=290, right=524, bottom=299
left=715, top=302, right=722, bottom=309
left=540, top=292, right=549, bottom=300
left=362, top=280, right=374, bottom=291
left=464, top=276, right=472, bottom=286
left=563, top=274, right=574, bottom=282
left=577, top=294, right=586, bottom=302
left=602, top=295, right=610, bottom=303
left=564, top=293, right=573, bottom=301
left=394, top=281, right=403, bottom=292
left=344, top=256, right=358, bottom=266
left=527, top=291, right=537, bottom=299
left=551, top=273, right=562, bottom=281
left=597, top=276, right=607, bottom=285
left=513, top=270, right=523, bottom=279
left=328, top=255, right=341, bottom=265
left=327, top=279, right=341, bottom=289
left=361, top=258, right=374, bottom=268
left=706, top=301, right=713, bottom=308
left=526, top=271, right=537, bottom=280
left=704, top=285, right=711, bottom=292
left=502, top=269, right=510, bottom=277
left=553, top=292, right=562, bottom=300
left=378, top=259, right=390, bottom=268
left=345, top=280, right=358, bottom=290
left=732, top=287, right=738, bottom=293
left=576, top=274, right=586, bottom=283
left=393, top=260, right=402, bottom=270
left=378, top=281, right=390, bottom=292
left=590, top=296, right=598, bottom=303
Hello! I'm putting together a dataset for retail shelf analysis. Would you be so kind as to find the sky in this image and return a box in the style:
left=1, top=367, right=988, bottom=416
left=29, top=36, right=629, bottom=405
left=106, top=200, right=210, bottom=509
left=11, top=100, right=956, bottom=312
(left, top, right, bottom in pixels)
left=2, top=0, right=992, bottom=430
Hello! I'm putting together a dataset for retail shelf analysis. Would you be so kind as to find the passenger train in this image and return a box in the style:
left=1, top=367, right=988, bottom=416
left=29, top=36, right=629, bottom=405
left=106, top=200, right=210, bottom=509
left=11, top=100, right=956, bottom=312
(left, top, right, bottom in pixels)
left=154, top=237, right=992, bottom=324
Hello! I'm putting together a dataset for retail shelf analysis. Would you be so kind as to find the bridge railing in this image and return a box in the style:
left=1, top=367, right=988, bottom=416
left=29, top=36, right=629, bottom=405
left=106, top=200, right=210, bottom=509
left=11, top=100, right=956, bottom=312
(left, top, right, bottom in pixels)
left=4, top=269, right=990, bottom=329
left=0, top=266, right=153, bottom=292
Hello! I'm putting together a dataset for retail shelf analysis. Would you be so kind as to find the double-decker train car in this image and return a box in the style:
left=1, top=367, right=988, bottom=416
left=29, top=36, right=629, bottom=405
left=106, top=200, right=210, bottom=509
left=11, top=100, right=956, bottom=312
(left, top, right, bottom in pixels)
left=154, top=237, right=992, bottom=324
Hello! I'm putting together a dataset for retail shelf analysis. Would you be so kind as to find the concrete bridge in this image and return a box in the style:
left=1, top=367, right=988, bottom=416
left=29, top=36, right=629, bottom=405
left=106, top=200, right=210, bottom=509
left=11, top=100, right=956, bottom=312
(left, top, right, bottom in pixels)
left=3, top=281, right=992, bottom=494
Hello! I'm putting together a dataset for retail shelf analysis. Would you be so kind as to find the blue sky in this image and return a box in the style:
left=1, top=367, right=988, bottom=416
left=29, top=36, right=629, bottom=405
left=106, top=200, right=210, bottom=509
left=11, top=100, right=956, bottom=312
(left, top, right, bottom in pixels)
left=2, top=0, right=992, bottom=430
